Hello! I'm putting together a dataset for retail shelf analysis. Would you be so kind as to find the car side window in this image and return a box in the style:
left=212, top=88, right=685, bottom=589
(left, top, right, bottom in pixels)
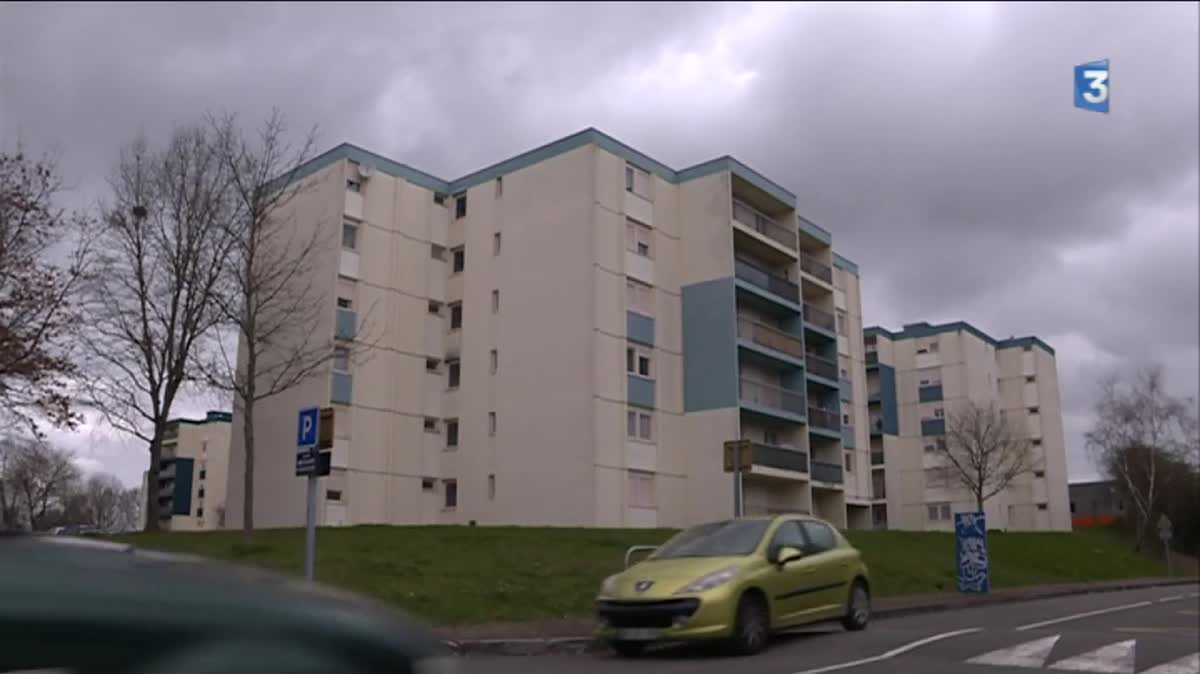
left=768, top=520, right=807, bottom=557
left=800, top=521, right=836, bottom=554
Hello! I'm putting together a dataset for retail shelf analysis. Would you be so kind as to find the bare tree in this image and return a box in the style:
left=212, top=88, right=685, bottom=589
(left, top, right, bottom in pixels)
left=5, top=438, right=80, bottom=531
left=936, top=400, right=1034, bottom=514
left=0, top=436, right=24, bottom=528
left=0, top=151, right=91, bottom=434
left=1086, top=365, right=1198, bottom=550
left=82, top=126, right=237, bottom=531
left=78, top=472, right=128, bottom=531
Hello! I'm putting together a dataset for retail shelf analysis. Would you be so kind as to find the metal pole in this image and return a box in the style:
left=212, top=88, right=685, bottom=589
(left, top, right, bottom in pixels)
left=304, top=471, right=317, bottom=581
left=733, top=443, right=743, bottom=518
left=1166, top=541, right=1173, bottom=577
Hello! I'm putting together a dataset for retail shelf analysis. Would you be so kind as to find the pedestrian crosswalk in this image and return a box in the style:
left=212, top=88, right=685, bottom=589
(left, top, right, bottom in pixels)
left=964, top=635, right=1199, bottom=673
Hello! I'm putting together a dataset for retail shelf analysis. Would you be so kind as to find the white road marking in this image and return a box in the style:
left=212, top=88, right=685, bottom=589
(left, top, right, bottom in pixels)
left=1017, top=602, right=1154, bottom=631
left=1140, top=652, right=1200, bottom=674
left=1048, top=639, right=1137, bottom=673
left=790, top=627, right=983, bottom=674
left=1157, top=595, right=1185, bottom=603
left=966, top=635, right=1062, bottom=669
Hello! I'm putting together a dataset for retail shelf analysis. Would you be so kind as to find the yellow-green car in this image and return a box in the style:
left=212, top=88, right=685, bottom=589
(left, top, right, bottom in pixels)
left=596, top=515, right=871, bottom=657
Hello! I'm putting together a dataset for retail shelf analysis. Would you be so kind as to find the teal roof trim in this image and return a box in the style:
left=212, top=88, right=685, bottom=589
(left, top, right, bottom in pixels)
left=862, top=321, right=1054, bottom=355
left=168, top=410, right=233, bottom=426
left=833, top=253, right=859, bottom=274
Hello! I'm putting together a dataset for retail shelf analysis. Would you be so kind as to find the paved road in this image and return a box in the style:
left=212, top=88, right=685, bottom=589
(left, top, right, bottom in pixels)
left=459, top=584, right=1200, bottom=674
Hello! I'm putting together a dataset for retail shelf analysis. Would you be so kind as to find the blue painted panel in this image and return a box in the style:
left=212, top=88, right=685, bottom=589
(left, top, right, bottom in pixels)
left=922, top=418, right=946, bottom=436
left=626, top=311, right=655, bottom=345
left=833, top=252, right=859, bottom=274
left=331, top=373, right=353, bottom=405
left=628, top=375, right=656, bottom=409
left=878, top=364, right=899, bottom=435
left=682, top=278, right=738, bottom=412
left=336, top=309, right=357, bottom=340
left=172, top=457, right=194, bottom=516
left=956, top=513, right=990, bottom=594
left=919, top=384, right=944, bottom=403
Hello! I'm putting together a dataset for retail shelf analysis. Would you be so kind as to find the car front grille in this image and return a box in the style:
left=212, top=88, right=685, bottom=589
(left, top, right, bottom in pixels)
left=596, top=599, right=701, bottom=628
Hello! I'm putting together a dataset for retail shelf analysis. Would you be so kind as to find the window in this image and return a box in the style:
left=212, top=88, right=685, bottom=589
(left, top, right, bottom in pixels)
left=495, top=176, right=503, bottom=197
left=426, top=358, right=440, bottom=373
left=488, top=474, right=496, bottom=500
left=800, top=521, right=836, bottom=554
left=449, top=302, right=463, bottom=330
left=342, top=222, right=358, bottom=250
left=451, top=247, right=465, bottom=273
left=493, top=232, right=501, bottom=255
left=346, top=179, right=361, bottom=193
left=434, top=193, right=446, bottom=205
left=447, top=359, right=460, bottom=388
left=925, top=468, right=951, bottom=488
left=1025, top=375, right=1036, bottom=383
left=626, top=345, right=653, bottom=378
left=626, top=408, right=653, bottom=441
left=198, top=487, right=205, bottom=498
left=326, top=490, right=343, bottom=501
left=628, top=470, right=656, bottom=508
left=933, top=407, right=944, bottom=418
left=424, top=417, right=438, bottom=432
left=488, top=411, right=496, bottom=436
left=918, top=369, right=941, bottom=386
left=489, top=349, right=498, bottom=374
left=836, top=310, right=848, bottom=336
left=1032, top=438, right=1043, bottom=446
left=454, top=194, right=467, bottom=219
left=199, top=469, right=206, bottom=480
left=1028, top=406, right=1040, bottom=415
left=431, top=244, right=446, bottom=260
left=624, top=164, right=650, bottom=198
left=1034, top=470, right=1045, bottom=478
left=626, top=279, right=654, bottom=316
left=1037, top=503, right=1048, bottom=511
left=444, top=480, right=458, bottom=508
left=333, top=346, right=350, bottom=372
left=927, top=503, right=952, bottom=522
left=337, top=297, right=353, bottom=309
left=422, top=478, right=435, bottom=491
left=1070, top=502, right=1076, bottom=514
left=844, top=451, right=854, bottom=473
left=428, top=300, right=442, bottom=315
left=769, top=521, right=807, bottom=555
left=445, top=419, right=459, bottom=448
left=491, top=289, right=499, bottom=314
left=625, top=219, right=653, bottom=258
left=842, top=413, right=850, bottom=425
left=196, top=507, right=204, bottom=518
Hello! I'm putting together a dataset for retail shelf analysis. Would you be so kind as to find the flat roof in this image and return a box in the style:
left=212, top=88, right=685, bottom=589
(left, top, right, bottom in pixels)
left=864, top=321, right=1055, bottom=355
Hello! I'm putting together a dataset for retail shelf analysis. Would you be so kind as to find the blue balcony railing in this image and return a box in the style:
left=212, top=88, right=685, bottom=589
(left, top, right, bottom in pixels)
left=921, top=418, right=946, bottom=436
left=811, top=461, right=844, bottom=484
left=734, top=257, right=800, bottom=303
left=628, top=375, right=656, bottom=408
left=751, top=443, right=809, bottom=474
left=918, top=384, right=944, bottom=403
left=807, top=406, right=842, bottom=432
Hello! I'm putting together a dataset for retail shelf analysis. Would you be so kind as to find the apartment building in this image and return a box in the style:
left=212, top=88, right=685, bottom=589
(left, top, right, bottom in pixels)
left=864, top=322, right=1071, bottom=531
left=223, top=128, right=872, bottom=530
left=140, top=411, right=232, bottom=531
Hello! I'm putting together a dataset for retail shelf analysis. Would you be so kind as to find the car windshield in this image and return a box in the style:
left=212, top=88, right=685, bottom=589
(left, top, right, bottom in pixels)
left=651, top=520, right=770, bottom=559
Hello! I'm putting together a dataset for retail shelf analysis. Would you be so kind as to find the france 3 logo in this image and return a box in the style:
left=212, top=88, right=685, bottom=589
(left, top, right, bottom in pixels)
left=1074, top=59, right=1110, bottom=114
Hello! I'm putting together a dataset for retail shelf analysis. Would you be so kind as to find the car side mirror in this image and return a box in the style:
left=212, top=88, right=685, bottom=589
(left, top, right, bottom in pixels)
left=772, top=546, right=804, bottom=566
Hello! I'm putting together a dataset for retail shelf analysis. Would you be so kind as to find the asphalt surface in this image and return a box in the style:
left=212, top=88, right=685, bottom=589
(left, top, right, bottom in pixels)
left=460, top=583, right=1200, bottom=674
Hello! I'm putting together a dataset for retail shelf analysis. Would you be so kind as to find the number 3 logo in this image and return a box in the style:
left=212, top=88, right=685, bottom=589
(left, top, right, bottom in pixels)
left=1081, top=69, right=1109, bottom=104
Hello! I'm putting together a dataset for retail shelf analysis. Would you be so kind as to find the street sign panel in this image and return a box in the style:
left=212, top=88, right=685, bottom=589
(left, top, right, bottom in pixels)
left=1157, top=514, right=1173, bottom=542
left=955, top=512, right=990, bottom=594
left=295, top=448, right=332, bottom=477
left=297, top=407, right=319, bottom=448
left=723, top=439, right=753, bottom=473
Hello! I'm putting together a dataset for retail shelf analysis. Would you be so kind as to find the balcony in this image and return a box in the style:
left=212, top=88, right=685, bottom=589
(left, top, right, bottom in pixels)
left=865, top=351, right=879, bottom=366
left=921, top=418, right=946, bottom=436
left=799, top=252, right=833, bottom=284
left=733, top=199, right=797, bottom=251
left=739, top=378, right=806, bottom=419
left=868, top=389, right=881, bottom=403
left=626, top=311, right=655, bottom=345
left=628, top=375, right=656, bottom=408
left=803, top=303, right=835, bottom=333
left=805, top=352, right=838, bottom=382
left=918, top=384, right=944, bottom=403
left=807, top=406, right=842, bottom=432
left=751, top=443, right=809, bottom=474
left=737, top=316, right=804, bottom=363
left=871, top=450, right=885, bottom=466
left=811, top=461, right=844, bottom=484
left=735, top=257, right=800, bottom=305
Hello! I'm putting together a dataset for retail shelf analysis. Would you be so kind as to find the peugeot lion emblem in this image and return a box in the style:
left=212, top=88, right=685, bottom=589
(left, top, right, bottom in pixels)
left=634, top=580, right=654, bottom=593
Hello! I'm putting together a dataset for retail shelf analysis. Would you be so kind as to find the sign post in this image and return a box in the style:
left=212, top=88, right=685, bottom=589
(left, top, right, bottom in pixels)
left=723, top=439, right=752, bottom=518
left=955, top=512, right=990, bottom=594
left=1157, top=514, right=1173, bottom=577
left=296, top=406, right=333, bottom=582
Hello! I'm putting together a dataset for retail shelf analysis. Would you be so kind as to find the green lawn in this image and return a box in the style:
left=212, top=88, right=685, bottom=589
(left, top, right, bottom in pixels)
left=109, top=525, right=1167, bottom=626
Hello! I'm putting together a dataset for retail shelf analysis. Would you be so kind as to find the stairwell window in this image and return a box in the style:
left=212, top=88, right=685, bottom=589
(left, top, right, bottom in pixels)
left=626, top=219, right=653, bottom=258
left=451, top=247, right=465, bottom=273
left=424, top=417, right=438, bottom=432
left=445, top=419, right=459, bottom=448
left=449, top=302, right=463, bottom=330
left=446, top=359, right=460, bottom=389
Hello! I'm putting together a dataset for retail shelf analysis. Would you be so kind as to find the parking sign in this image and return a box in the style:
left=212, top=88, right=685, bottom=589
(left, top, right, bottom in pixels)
left=297, top=407, right=319, bottom=448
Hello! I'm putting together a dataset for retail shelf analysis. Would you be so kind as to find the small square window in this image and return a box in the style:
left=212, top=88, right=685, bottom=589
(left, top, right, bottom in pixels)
left=1037, top=503, right=1048, bottom=511
left=426, top=358, right=440, bottom=373
left=626, top=408, right=654, bottom=441
left=422, top=478, right=435, bottom=491
left=495, top=176, right=503, bottom=197
left=444, top=480, right=458, bottom=508
left=490, top=349, right=498, bottom=374
left=1025, top=376, right=1036, bottom=383
left=445, top=419, right=459, bottom=447
left=428, top=300, right=442, bottom=315
left=196, top=507, right=204, bottom=517
left=1028, top=406, right=1040, bottom=414
left=431, top=244, right=446, bottom=260
left=493, top=232, right=501, bottom=256
left=199, top=470, right=206, bottom=480
left=933, top=408, right=945, bottom=418
left=1034, top=470, right=1045, bottom=478
left=491, top=289, right=499, bottom=314
left=326, top=490, right=342, bottom=501
left=452, top=247, right=465, bottom=273
left=424, top=417, right=438, bottom=432
left=1032, top=438, right=1043, bottom=446
left=449, top=302, right=463, bottom=330
left=447, top=360, right=461, bottom=388
left=346, top=179, right=361, bottom=193
left=454, top=194, right=467, bottom=219
left=488, top=474, right=495, bottom=500
left=342, top=222, right=358, bottom=250
left=434, top=193, right=446, bottom=205
left=198, top=488, right=205, bottom=498
left=488, top=411, right=496, bottom=436
left=337, top=297, right=353, bottom=309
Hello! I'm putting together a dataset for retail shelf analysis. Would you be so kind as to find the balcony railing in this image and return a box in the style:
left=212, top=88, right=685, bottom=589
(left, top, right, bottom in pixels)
left=811, top=461, right=844, bottom=484
left=803, top=303, right=835, bottom=332
left=871, top=450, right=885, bottom=465
left=739, top=378, right=806, bottom=416
left=735, top=257, right=800, bottom=303
left=865, top=351, right=879, bottom=365
left=733, top=199, right=797, bottom=251
left=807, top=406, right=842, bottom=431
left=799, top=252, right=833, bottom=284
left=751, top=443, right=809, bottom=474
left=805, top=352, right=838, bottom=380
left=737, top=317, right=804, bottom=359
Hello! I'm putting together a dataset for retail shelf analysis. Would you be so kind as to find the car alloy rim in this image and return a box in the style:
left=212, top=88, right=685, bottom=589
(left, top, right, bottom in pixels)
left=742, top=604, right=766, bottom=647
left=851, top=586, right=869, bottom=624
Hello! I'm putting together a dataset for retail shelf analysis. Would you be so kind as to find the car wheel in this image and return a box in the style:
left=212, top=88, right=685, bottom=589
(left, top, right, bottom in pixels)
left=729, top=592, right=770, bottom=656
left=841, top=579, right=870, bottom=631
left=609, top=640, right=646, bottom=658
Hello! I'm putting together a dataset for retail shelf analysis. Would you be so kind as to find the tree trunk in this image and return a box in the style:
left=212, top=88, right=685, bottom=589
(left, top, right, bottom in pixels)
left=976, top=492, right=984, bottom=514
left=242, top=393, right=255, bottom=546
left=143, top=431, right=162, bottom=531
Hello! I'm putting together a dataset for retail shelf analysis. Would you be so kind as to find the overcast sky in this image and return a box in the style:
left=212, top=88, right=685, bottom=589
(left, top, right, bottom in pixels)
left=2, top=2, right=1197, bottom=488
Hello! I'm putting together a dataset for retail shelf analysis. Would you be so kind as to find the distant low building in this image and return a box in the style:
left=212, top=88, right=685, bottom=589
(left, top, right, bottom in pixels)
left=142, top=411, right=232, bottom=531
left=1069, top=479, right=1125, bottom=528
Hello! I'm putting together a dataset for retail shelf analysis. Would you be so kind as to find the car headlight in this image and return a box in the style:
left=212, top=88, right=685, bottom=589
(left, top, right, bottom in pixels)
left=674, top=565, right=740, bottom=594
left=600, top=574, right=620, bottom=595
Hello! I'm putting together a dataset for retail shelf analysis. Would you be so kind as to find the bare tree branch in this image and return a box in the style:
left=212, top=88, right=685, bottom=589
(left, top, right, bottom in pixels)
left=936, top=400, right=1034, bottom=514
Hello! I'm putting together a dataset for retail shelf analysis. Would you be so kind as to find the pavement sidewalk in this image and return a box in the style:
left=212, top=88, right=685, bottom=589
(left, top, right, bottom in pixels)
left=435, top=576, right=1199, bottom=656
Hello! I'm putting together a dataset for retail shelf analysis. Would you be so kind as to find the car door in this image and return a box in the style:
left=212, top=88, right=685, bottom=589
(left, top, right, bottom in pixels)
left=761, top=519, right=823, bottom=627
left=799, top=519, right=852, bottom=617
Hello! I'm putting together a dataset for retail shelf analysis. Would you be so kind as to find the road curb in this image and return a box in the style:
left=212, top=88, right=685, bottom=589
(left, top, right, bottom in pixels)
left=441, top=577, right=1198, bottom=656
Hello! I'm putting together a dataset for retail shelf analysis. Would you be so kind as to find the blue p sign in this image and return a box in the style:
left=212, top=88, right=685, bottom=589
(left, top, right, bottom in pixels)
left=297, top=407, right=319, bottom=448
left=1074, top=59, right=1109, bottom=113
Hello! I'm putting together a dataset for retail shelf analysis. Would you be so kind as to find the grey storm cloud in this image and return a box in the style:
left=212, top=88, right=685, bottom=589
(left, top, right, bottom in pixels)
left=1, top=1, right=1196, bottom=485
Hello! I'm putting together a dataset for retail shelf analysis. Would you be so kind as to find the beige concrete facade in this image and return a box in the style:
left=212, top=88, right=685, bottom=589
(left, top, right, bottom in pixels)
left=864, top=323, right=1071, bottom=531
left=144, top=411, right=232, bottom=531
left=224, top=129, right=871, bottom=530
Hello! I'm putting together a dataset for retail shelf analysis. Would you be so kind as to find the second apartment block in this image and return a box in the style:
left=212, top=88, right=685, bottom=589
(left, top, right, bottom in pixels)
left=864, top=322, right=1071, bottom=531
left=224, top=128, right=874, bottom=531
